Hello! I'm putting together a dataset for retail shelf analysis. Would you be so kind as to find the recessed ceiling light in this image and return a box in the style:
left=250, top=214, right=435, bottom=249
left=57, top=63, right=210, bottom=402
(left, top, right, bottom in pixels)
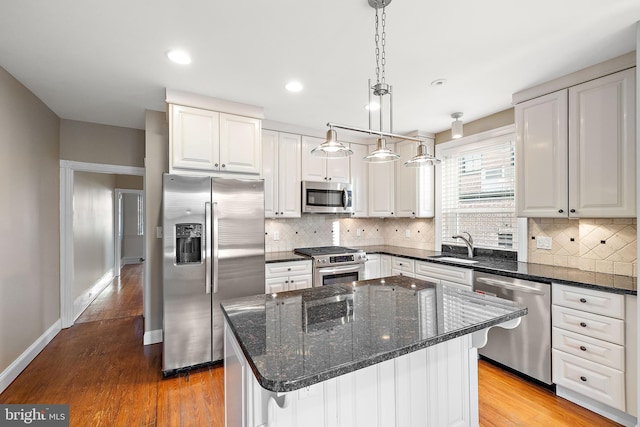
left=430, top=78, right=447, bottom=87
left=285, top=81, right=303, bottom=92
left=167, top=50, right=192, bottom=65
left=365, top=101, right=380, bottom=111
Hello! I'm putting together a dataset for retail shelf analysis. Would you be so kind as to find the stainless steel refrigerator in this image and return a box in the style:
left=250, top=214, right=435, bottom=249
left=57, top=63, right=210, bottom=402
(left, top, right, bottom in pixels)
left=162, top=174, right=265, bottom=374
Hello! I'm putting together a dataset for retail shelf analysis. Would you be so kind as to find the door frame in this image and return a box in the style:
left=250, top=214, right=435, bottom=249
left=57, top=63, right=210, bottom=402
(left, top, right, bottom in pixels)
left=114, top=188, right=145, bottom=274
left=59, top=160, right=144, bottom=328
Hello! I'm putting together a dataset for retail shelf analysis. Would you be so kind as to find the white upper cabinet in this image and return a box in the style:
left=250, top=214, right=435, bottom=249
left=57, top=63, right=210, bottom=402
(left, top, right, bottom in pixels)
left=262, top=130, right=301, bottom=218
left=516, top=90, right=569, bottom=217
left=516, top=68, right=636, bottom=218
left=568, top=69, right=636, bottom=217
left=350, top=143, right=369, bottom=217
left=395, top=139, right=435, bottom=218
left=219, top=113, right=262, bottom=175
left=368, top=144, right=395, bottom=217
left=301, top=136, right=350, bottom=182
left=169, top=104, right=261, bottom=176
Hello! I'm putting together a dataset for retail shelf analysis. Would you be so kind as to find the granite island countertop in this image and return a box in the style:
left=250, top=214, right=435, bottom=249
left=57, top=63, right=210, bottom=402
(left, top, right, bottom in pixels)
left=221, top=275, right=526, bottom=393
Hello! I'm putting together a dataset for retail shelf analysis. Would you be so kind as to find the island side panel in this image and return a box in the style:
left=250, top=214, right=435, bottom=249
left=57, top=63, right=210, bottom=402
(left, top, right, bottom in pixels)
left=225, top=326, right=480, bottom=427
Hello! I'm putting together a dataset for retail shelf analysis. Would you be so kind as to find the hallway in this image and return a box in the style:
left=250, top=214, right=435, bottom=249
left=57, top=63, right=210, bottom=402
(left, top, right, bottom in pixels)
left=0, top=264, right=621, bottom=426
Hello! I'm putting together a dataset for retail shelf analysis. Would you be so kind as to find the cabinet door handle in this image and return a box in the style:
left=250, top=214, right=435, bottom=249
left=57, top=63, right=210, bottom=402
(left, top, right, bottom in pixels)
left=579, top=298, right=587, bottom=303
left=285, top=280, right=289, bottom=284
left=280, top=212, right=283, bottom=215
left=215, top=163, right=219, bottom=168
left=222, top=164, right=226, bottom=168
left=287, top=268, right=291, bottom=271
left=570, top=209, right=576, bottom=213
left=580, top=376, right=587, bottom=382
left=580, top=322, right=587, bottom=327
left=558, top=209, right=564, bottom=213
left=580, top=345, right=587, bottom=351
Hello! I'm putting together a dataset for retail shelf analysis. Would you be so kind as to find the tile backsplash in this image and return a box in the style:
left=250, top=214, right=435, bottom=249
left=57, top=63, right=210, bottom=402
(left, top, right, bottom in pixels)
left=528, top=218, right=637, bottom=277
left=265, top=217, right=436, bottom=252
left=266, top=215, right=637, bottom=277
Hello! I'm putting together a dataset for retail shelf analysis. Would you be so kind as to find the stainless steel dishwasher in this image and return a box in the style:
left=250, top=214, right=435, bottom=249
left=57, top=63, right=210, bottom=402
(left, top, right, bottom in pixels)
left=473, top=272, right=552, bottom=385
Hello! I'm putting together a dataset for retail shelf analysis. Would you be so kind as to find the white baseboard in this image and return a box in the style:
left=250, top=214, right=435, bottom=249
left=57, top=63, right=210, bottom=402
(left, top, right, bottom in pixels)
left=73, top=268, right=115, bottom=321
left=121, top=257, right=143, bottom=266
left=144, top=329, right=163, bottom=345
left=556, top=385, right=637, bottom=427
left=0, top=319, right=61, bottom=394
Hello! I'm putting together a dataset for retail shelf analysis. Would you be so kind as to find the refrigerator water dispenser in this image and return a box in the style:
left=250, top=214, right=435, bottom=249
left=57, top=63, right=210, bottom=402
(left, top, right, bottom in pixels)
left=175, top=223, right=202, bottom=264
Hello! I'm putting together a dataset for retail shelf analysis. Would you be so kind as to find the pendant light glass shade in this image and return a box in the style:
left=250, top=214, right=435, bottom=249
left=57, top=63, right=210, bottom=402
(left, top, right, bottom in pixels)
left=451, top=112, right=463, bottom=139
left=310, top=129, right=354, bottom=158
left=363, top=138, right=400, bottom=163
left=403, top=144, right=441, bottom=167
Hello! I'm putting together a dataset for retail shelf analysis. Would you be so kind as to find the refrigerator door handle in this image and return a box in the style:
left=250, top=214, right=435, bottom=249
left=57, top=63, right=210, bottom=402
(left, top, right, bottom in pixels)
left=212, top=201, right=219, bottom=294
left=205, top=202, right=212, bottom=294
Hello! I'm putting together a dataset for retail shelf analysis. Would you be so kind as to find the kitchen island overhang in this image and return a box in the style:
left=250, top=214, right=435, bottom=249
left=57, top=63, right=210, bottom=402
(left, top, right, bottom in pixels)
left=222, top=276, right=527, bottom=427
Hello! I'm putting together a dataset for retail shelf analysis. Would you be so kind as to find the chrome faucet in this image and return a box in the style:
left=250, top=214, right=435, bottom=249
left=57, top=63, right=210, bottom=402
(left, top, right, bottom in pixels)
left=452, top=232, right=474, bottom=258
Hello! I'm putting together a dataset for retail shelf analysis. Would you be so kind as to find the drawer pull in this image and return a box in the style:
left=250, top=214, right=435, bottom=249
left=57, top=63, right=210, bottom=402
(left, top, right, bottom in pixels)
left=579, top=345, right=587, bottom=351
left=579, top=322, right=587, bottom=328
left=580, top=376, right=587, bottom=382
left=579, top=298, right=587, bottom=303
left=287, top=268, right=291, bottom=271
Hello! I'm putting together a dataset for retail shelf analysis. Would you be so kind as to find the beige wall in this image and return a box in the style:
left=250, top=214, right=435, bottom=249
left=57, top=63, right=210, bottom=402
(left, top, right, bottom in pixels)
left=0, top=66, right=60, bottom=373
left=144, top=110, right=168, bottom=332
left=72, top=172, right=116, bottom=302
left=60, top=119, right=145, bottom=168
left=435, top=108, right=514, bottom=144
left=115, top=174, right=143, bottom=190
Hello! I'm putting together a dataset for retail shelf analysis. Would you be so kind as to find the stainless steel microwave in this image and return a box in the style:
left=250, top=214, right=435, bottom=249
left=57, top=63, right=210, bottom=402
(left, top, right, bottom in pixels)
left=302, top=181, right=353, bottom=214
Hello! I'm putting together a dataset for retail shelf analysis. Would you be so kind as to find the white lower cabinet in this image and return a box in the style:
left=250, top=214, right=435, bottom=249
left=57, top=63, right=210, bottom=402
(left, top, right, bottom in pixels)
left=552, top=284, right=637, bottom=425
left=391, top=256, right=415, bottom=278
left=265, top=260, right=312, bottom=293
left=364, top=254, right=380, bottom=279
left=414, top=261, right=473, bottom=290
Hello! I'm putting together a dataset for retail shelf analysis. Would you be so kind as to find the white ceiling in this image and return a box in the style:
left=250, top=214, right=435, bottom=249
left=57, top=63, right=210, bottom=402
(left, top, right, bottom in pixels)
left=0, top=1, right=638, bottom=135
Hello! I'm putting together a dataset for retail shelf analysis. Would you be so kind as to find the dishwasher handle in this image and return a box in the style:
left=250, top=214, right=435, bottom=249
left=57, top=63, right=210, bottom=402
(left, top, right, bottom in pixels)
left=475, top=277, right=545, bottom=295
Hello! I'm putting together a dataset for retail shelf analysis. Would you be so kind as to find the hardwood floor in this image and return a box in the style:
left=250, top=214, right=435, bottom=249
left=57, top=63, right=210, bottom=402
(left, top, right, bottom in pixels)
left=0, top=263, right=622, bottom=426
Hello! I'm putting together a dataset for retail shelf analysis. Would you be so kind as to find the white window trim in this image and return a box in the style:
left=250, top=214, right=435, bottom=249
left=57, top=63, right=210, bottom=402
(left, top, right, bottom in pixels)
left=435, top=124, right=526, bottom=258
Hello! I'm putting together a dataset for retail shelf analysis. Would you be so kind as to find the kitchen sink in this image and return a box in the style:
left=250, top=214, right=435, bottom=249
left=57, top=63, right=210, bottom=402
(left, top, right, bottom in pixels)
left=433, top=256, right=479, bottom=264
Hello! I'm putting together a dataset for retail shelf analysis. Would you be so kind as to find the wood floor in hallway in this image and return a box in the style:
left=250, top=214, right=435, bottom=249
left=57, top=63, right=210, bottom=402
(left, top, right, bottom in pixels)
left=0, top=263, right=622, bottom=426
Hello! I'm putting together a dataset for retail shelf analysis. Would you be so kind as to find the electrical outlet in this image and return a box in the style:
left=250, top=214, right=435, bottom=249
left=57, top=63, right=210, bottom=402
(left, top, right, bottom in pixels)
left=356, top=229, right=361, bottom=237
left=273, top=231, right=280, bottom=241
left=405, top=229, right=411, bottom=238
left=536, top=236, right=552, bottom=250
left=156, top=226, right=163, bottom=239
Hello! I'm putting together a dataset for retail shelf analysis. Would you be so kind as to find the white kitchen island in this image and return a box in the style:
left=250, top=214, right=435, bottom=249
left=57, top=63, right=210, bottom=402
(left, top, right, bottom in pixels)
left=221, top=276, right=526, bottom=427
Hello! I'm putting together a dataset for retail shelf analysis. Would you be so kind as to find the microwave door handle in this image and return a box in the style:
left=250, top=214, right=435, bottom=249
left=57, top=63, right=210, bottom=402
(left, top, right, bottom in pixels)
left=342, top=188, right=347, bottom=209
left=205, top=202, right=212, bottom=294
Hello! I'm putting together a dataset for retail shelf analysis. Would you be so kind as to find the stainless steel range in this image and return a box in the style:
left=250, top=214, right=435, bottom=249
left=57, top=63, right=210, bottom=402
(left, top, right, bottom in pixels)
left=294, top=246, right=367, bottom=287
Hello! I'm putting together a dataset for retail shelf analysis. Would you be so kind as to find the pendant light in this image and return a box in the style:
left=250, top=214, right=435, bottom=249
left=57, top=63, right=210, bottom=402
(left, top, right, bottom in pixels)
left=318, top=0, right=440, bottom=167
left=310, top=128, right=353, bottom=158
left=451, top=112, right=464, bottom=139
left=404, top=143, right=440, bottom=167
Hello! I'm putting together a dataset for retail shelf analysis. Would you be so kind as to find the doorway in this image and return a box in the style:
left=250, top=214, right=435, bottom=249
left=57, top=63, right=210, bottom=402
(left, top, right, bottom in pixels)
left=59, top=160, right=145, bottom=329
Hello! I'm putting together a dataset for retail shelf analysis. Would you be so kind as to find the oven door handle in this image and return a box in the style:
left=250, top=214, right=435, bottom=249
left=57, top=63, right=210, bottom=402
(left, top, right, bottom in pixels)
left=317, top=265, right=362, bottom=274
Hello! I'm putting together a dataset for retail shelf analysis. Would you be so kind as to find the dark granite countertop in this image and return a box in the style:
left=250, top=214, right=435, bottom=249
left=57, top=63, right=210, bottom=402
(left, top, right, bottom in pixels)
left=265, top=251, right=309, bottom=263
left=221, top=275, right=526, bottom=393
left=359, top=245, right=637, bottom=295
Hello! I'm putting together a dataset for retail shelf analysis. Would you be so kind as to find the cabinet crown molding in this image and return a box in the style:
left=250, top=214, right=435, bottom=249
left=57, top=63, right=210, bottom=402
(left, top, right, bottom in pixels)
left=512, top=51, right=636, bottom=105
left=166, top=88, right=264, bottom=119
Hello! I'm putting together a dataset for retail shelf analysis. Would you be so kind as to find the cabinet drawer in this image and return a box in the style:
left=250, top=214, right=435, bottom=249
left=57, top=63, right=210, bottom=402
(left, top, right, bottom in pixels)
left=552, top=327, right=624, bottom=370
left=552, top=349, right=625, bottom=411
left=553, top=283, right=624, bottom=318
left=266, top=260, right=312, bottom=278
left=391, top=257, right=414, bottom=273
left=415, top=261, right=472, bottom=286
left=552, top=305, right=624, bottom=345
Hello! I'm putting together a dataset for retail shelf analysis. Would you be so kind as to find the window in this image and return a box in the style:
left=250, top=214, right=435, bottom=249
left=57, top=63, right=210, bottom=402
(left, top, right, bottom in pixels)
left=438, top=130, right=517, bottom=251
